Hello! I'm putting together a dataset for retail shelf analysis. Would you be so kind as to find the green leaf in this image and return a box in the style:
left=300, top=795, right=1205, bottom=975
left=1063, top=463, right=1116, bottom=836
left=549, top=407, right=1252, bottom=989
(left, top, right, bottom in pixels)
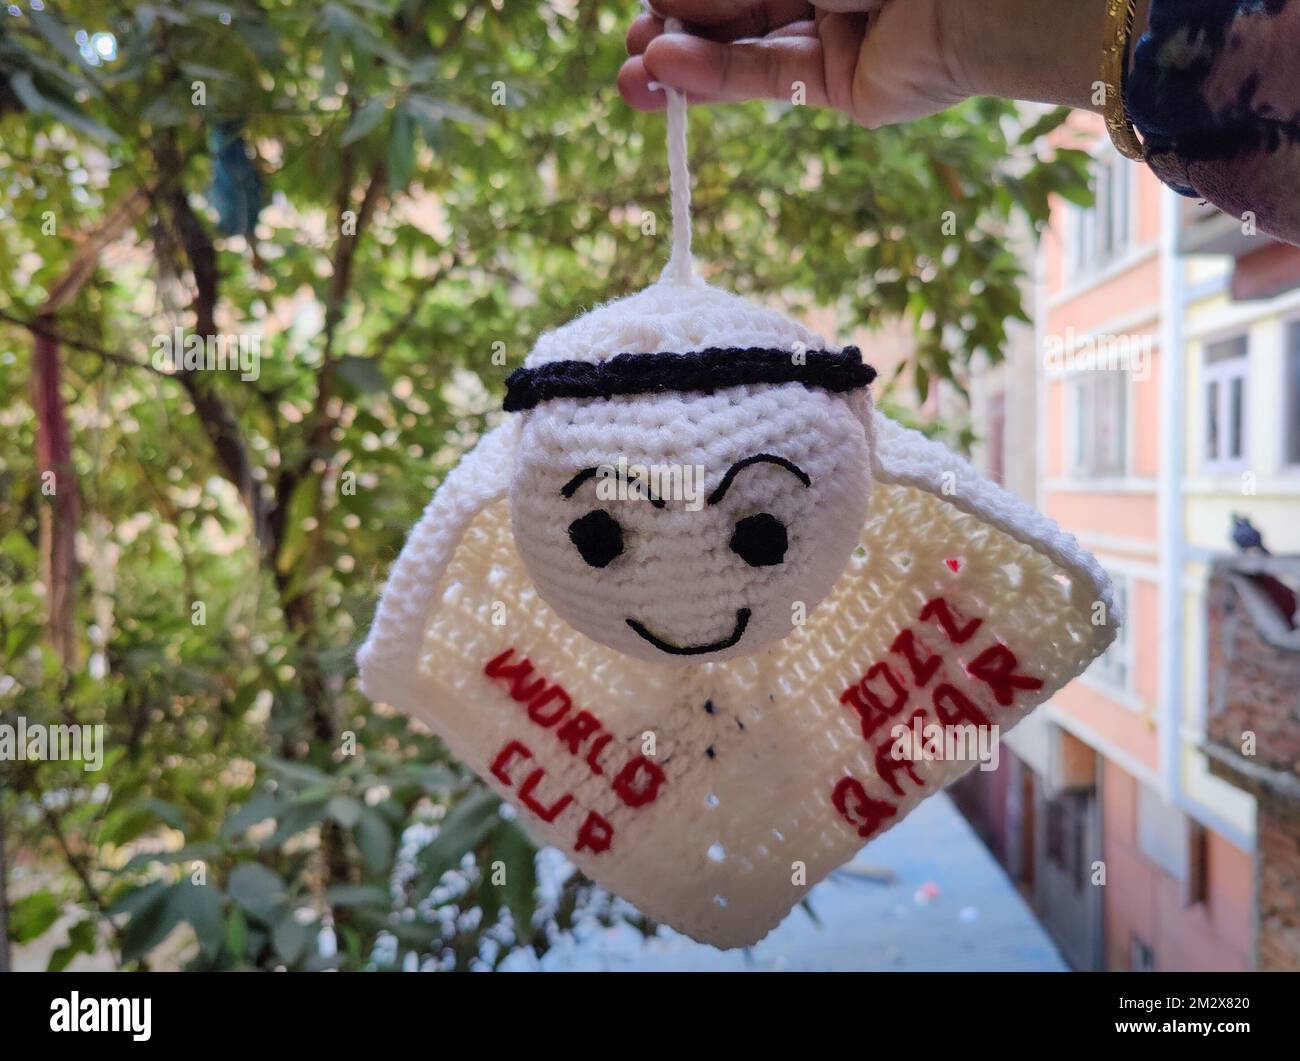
left=29, top=10, right=87, bottom=69
left=320, top=2, right=406, bottom=65
left=9, top=890, right=60, bottom=944
left=326, top=793, right=363, bottom=828
left=175, top=880, right=224, bottom=962
left=388, top=106, right=415, bottom=191
left=227, top=863, right=287, bottom=923
left=355, top=806, right=393, bottom=872
left=324, top=884, right=389, bottom=908
left=262, top=798, right=329, bottom=847
left=47, top=918, right=98, bottom=972
left=257, top=757, right=333, bottom=789
left=8, top=72, right=120, bottom=143
left=405, top=93, right=485, bottom=132
left=404, top=763, right=457, bottom=796
left=1018, top=106, right=1071, bottom=146
left=272, top=476, right=320, bottom=577
left=133, top=796, right=188, bottom=832
left=120, top=885, right=183, bottom=963
left=914, top=362, right=931, bottom=404
left=225, top=906, right=248, bottom=960
left=220, top=794, right=281, bottom=839
left=417, top=787, right=500, bottom=883
left=107, top=879, right=169, bottom=919
left=336, top=355, right=386, bottom=394
left=340, top=98, right=388, bottom=146
left=489, top=822, right=537, bottom=939
left=271, top=910, right=311, bottom=964
left=120, top=841, right=220, bottom=874
left=234, top=18, right=282, bottom=63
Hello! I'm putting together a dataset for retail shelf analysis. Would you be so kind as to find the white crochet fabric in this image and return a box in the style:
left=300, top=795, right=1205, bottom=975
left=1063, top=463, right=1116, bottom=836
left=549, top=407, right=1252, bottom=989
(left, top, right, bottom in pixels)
left=514, top=281, right=869, bottom=663
left=524, top=279, right=829, bottom=367
left=358, top=278, right=1119, bottom=950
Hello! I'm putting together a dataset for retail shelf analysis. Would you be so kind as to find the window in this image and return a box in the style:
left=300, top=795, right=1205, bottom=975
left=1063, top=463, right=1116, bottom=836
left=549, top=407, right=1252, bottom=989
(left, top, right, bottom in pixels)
left=1070, top=152, right=1132, bottom=278
left=1203, top=335, right=1249, bottom=471
left=1137, top=784, right=1207, bottom=905
left=1091, top=575, right=1131, bottom=691
left=1070, top=371, right=1128, bottom=479
left=1130, top=935, right=1156, bottom=972
left=1046, top=791, right=1088, bottom=892
left=1286, top=321, right=1300, bottom=467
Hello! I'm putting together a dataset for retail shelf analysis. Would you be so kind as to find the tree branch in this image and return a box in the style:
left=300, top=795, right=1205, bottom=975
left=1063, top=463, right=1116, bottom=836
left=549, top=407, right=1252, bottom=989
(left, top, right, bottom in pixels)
left=370, top=250, right=461, bottom=359
left=151, top=156, right=274, bottom=558
left=269, top=164, right=386, bottom=568
left=40, top=804, right=125, bottom=971
left=0, top=310, right=170, bottom=377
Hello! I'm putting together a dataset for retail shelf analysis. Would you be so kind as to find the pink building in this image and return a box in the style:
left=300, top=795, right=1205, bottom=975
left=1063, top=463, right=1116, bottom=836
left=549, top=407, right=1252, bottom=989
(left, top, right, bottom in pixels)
left=955, top=111, right=1300, bottom=970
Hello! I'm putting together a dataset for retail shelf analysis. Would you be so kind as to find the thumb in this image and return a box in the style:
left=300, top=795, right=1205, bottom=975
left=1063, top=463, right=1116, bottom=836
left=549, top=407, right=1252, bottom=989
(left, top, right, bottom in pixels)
left=643, top=32, right=832, bottom=107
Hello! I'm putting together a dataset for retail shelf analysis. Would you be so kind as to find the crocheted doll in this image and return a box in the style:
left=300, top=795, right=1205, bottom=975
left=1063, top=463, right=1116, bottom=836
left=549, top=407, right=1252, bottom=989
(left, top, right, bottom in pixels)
left=358, top=62, right=1117, bottom=950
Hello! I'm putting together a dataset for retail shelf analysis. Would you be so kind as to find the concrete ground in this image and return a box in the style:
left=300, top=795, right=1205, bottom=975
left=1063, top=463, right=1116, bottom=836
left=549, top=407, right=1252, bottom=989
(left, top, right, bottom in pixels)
left=504, top=792, right=1069, bottom=972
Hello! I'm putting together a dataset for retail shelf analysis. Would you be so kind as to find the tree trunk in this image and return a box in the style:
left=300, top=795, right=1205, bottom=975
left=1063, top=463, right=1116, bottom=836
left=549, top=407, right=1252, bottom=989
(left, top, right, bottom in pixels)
left=32, top=323, right=80, bottom=667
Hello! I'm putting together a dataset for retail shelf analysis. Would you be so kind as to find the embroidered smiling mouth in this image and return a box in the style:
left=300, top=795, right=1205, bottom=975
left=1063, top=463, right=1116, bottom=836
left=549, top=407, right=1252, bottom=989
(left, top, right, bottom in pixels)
left=626, top=608, right=752, bottom=656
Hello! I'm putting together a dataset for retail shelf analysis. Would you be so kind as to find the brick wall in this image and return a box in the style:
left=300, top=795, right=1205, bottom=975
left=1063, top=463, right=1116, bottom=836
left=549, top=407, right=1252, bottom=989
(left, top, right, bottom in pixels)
left=1257, top=796, right=1300, bottom=971
left=1204, top=557, right=1300, bottom=971
left=1205, top=567, right=1300, bottom=776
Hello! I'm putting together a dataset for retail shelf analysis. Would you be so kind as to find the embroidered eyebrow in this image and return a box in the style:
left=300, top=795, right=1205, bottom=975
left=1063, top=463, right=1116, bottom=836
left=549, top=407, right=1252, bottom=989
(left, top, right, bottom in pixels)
left=560, top=466, right=666, bottom=508
left=560, top=467, right=600, bottom=498
left=706, top=454, right=811, bottom=506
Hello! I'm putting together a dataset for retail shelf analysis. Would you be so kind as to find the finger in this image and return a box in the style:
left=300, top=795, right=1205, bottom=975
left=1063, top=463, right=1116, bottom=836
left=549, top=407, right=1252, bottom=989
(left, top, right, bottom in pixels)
left=642, top=32, right=831, bottom=108
left=618, top=55, right=721, bottom=111
left=818, top=10, right=870, bottom=113
left=631, top=9, right=816, bottom=59
left=628, top=13, right=665, bottom=56
left=805, top=0, right=884, bottom=11
left=765, top=18, right=817, bottom=39
left=651, top=0, right=815, bottom=41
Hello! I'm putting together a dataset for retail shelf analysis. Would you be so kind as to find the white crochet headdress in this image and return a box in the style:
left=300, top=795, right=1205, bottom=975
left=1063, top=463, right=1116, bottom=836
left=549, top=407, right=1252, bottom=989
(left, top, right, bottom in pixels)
left=358, top=63, right=1118, bottom=949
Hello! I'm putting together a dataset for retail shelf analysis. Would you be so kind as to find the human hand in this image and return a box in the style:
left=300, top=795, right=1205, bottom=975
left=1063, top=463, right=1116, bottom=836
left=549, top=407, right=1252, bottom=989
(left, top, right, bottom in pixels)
left=618, top=0, right=1112, bottom=130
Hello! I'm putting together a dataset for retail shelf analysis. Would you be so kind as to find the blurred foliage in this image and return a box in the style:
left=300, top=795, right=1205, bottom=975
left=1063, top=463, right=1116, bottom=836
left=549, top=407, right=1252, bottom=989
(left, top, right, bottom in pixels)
left=0, top=0, right=1089, bottom=970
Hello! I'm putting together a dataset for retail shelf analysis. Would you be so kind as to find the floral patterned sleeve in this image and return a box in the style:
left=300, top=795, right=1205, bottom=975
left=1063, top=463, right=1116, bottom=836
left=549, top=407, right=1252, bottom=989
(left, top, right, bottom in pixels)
left=1127, top=0, right=1300, bottom=245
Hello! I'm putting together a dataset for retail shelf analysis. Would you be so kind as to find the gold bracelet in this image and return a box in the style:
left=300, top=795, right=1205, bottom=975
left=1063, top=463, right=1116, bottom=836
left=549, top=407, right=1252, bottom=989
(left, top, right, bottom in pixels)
left=1101, top=0, right=1145, bottom=160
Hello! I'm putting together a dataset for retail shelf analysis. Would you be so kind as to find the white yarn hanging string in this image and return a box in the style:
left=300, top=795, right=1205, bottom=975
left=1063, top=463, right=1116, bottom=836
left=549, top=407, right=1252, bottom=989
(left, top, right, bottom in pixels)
left=656, top=14, right=695, bottom=285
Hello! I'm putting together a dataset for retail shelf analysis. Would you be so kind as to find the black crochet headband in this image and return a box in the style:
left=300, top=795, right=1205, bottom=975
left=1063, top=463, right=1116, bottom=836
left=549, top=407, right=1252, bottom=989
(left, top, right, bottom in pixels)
left=503, top=346, right=875, bottom=413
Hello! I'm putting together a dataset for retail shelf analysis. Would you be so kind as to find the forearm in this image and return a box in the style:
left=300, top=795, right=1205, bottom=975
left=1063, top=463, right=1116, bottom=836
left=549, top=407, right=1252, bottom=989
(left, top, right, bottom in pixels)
left=948, top=0, right=1154, bottom=112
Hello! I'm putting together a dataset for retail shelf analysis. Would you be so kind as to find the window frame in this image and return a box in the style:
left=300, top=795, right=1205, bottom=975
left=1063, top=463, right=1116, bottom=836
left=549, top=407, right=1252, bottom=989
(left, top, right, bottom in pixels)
left=1067, top=369, right=1130, bottom=482
left=1067, top=147, right=1135, bottom=282
left=1282, top=315, right=1300, bottom=471
left=1089, top=571, right=1133, bottom=695
left=1201, top=332, right=1250, bottom=475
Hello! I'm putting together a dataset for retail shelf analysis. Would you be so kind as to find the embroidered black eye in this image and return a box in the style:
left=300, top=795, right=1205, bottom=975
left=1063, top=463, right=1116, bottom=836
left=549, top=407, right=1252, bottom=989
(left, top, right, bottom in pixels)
left=568, top=510, right=623, bottom=568
left=730, top=513, right=787, bottom=568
